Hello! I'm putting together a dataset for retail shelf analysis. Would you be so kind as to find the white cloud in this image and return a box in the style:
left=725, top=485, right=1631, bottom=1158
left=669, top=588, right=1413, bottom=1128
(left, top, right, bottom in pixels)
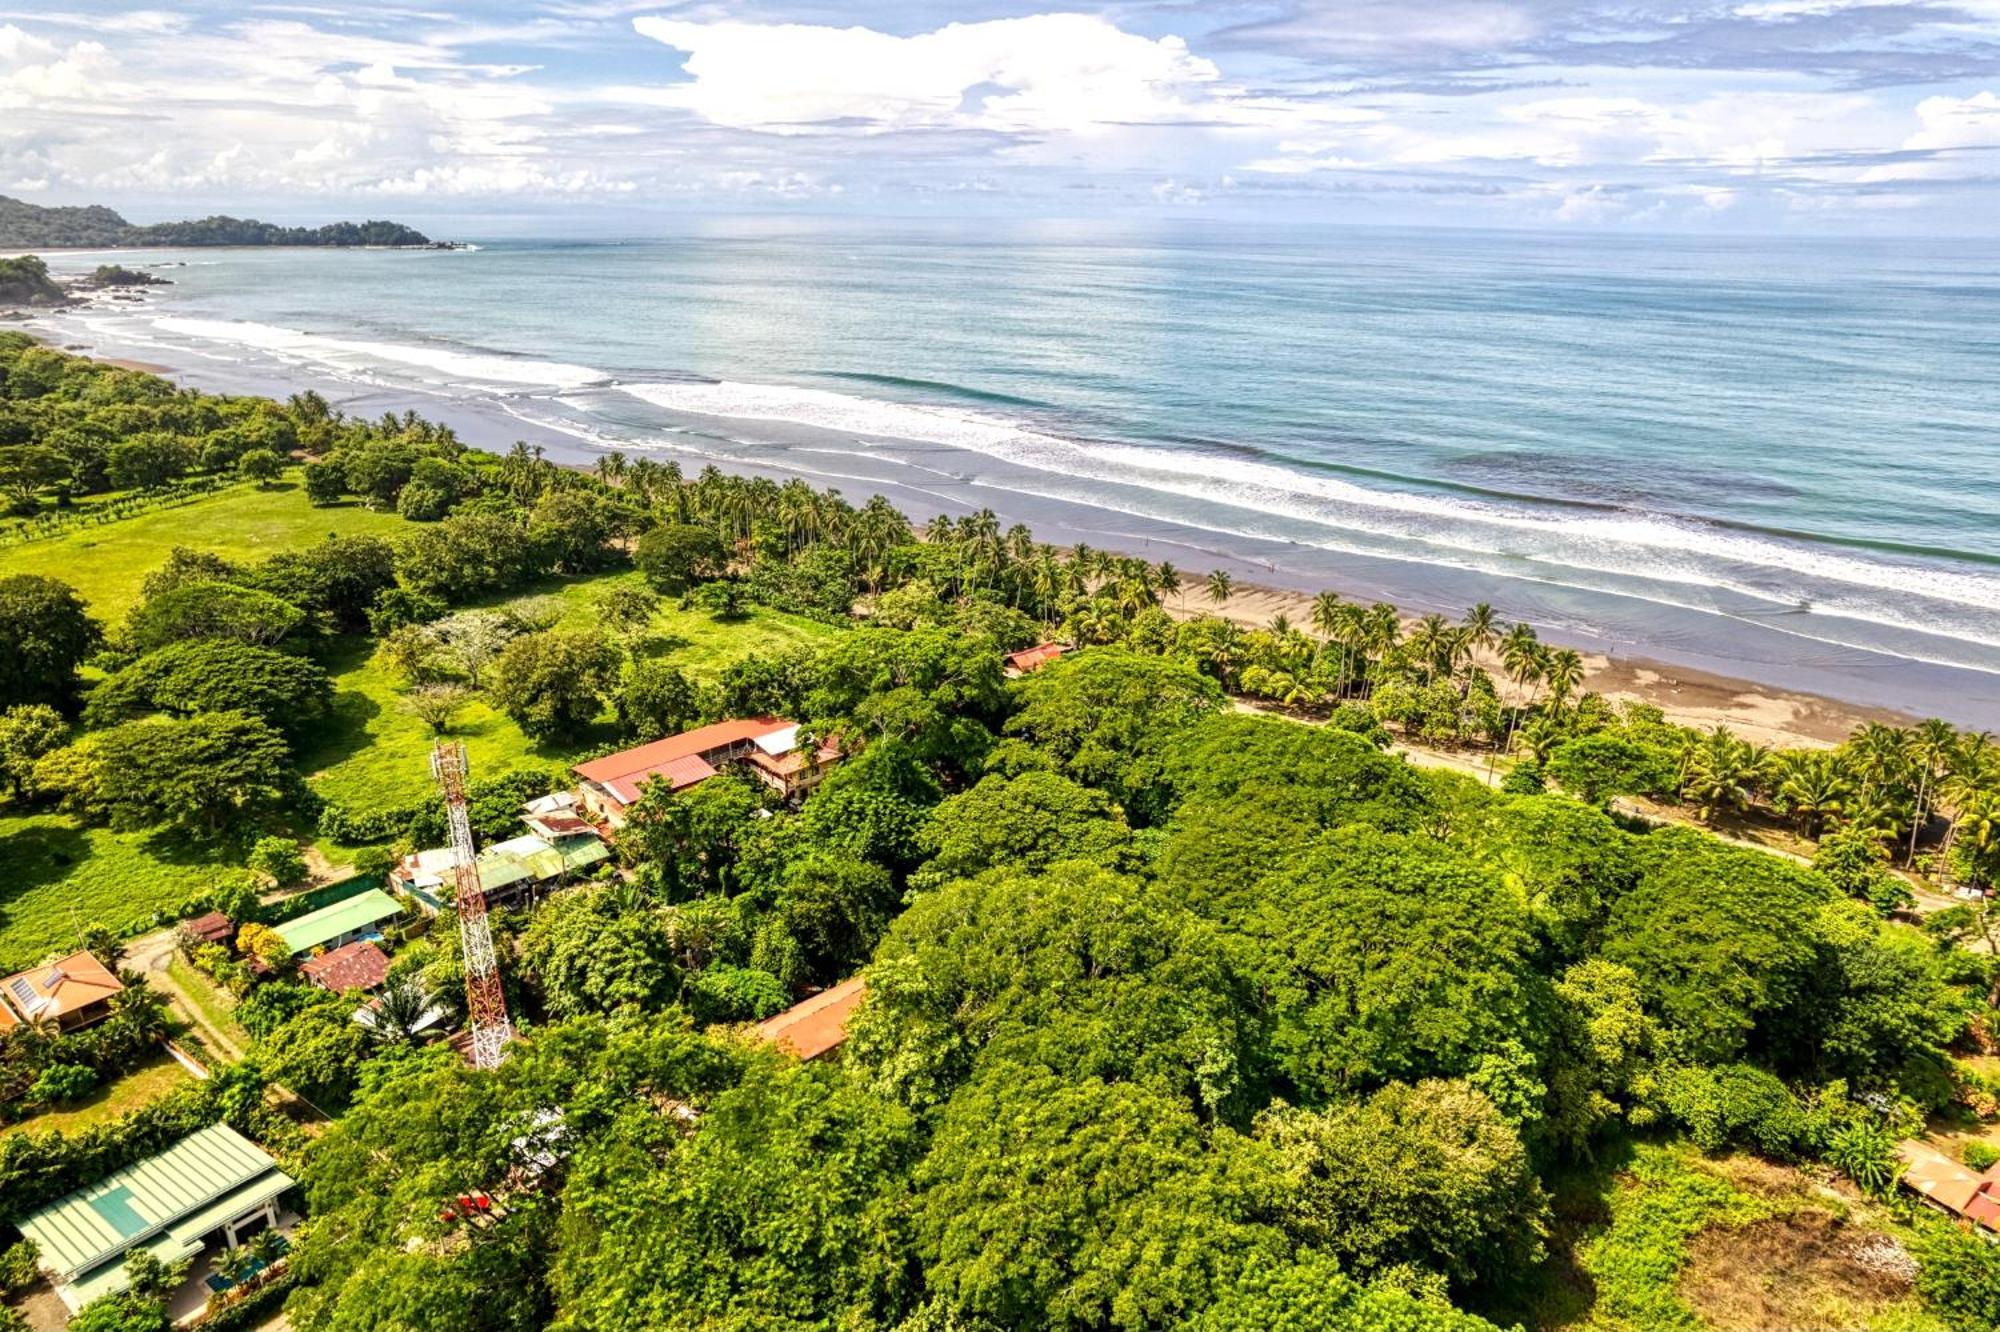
left=631, top=13, right=1221, bottom=134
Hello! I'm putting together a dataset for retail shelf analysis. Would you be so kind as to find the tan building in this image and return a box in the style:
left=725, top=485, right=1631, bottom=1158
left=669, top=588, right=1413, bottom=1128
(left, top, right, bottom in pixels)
left=0, top=950, right=124, bottom=1032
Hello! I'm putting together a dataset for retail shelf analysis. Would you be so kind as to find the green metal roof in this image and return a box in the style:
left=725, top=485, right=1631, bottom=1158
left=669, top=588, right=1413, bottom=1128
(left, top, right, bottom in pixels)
left=59, top=1232, right=203, bottom=1311
left=274, top=888, right=403, bottom=955
left=18, top=1123, right=292, bottom=1282
left=555, top=836, right=610, bottom=873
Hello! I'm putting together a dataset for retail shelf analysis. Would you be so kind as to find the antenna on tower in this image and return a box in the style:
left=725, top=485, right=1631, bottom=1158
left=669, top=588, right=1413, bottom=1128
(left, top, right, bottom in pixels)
left=430, top=742, right=514, bottom=1069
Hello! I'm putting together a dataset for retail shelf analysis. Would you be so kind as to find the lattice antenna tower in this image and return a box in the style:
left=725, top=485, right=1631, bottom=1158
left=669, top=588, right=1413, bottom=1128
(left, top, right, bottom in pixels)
left=430, top=742, right=514, bottom=1069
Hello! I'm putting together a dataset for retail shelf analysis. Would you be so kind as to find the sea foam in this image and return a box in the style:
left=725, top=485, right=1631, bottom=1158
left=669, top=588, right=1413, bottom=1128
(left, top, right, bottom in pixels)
left=152, top=317, right=607, bottom=390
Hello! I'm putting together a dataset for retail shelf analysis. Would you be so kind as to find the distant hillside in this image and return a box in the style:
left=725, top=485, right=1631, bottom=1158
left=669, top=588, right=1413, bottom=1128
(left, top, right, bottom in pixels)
left=0, top=195, right=442, bottom=248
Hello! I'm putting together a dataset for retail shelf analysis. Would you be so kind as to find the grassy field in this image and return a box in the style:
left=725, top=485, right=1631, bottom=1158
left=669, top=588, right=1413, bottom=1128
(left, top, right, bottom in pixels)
left=0, top=811, right=232, bottom=972
left=0, top=1051, right=191, bottom=1141
left=0, top=481, right=408, bottom=619
left=302, top=571, right=842, bottom=812
left=1488, top=1140, right=1947, bottom=1332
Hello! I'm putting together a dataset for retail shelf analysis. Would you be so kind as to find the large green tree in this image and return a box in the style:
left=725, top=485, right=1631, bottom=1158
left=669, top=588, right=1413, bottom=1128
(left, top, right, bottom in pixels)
left=488, top=629, right=622, bottom=741
left=1257, top=1079, right=1549, bottom=1288
left=0, top=573, right=102, bottom=711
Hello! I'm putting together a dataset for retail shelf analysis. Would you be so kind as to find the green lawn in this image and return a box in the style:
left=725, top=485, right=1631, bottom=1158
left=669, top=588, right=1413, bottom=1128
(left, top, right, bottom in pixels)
left=0, top=1051, right=191, bottom=1140
left=0, top=481, right=408, bottom=619
left=0, top=811, right=232, bottom=972
left=302, top=571, right=843, bottom=813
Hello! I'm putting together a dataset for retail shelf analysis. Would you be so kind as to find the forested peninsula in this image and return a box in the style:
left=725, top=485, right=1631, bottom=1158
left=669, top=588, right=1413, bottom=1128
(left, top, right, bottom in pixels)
left=0, top=196, right=441, bottom=248
left=2, top=336, right=2000, bottom=1332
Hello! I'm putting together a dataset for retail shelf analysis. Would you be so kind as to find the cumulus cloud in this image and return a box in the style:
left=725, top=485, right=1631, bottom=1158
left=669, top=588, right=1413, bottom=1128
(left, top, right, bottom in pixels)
left=631, top=14, right=1222, bottom=134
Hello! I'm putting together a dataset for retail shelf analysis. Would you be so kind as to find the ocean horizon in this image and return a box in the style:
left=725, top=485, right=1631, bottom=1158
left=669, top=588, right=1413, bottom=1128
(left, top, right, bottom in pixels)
left=25, top=220, right=2000, bottom=726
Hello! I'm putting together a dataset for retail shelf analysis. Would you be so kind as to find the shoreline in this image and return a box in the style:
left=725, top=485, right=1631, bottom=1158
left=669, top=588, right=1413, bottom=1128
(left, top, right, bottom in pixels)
left=8, top=322, right=1962, bottom=747
left=1174, top=581, right=1911, bottom=748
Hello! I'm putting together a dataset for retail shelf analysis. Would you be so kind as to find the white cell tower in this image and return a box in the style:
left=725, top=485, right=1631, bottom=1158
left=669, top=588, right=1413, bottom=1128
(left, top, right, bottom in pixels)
left=430, top=742, right=514, bottom=1070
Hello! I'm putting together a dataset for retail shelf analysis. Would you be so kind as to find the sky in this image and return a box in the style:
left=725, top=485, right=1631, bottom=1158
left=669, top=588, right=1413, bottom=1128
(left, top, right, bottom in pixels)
left=3, top=1, right=1999, bottom=232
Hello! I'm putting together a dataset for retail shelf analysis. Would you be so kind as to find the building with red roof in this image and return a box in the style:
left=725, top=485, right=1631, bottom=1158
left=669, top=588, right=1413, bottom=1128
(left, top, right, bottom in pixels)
left=182, top=911, right=235, bottom=948
left=0, top=951, right=125, bottom=1032
left=299, top=941, right=393, bottom=994
left=754, top=977, right=866, bottom=1061
left=574, top=718, right=841, bottom=825
left=1897, top=1139, right=2000, bottom=1232
left=1002, top=643, right=1066, bottom=677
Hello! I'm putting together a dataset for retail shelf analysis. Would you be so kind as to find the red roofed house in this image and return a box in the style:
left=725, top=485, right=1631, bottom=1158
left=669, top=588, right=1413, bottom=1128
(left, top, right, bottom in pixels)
left=754, top=977, right=866, bottom=1061
left=574, top=718, right=841, bottom=826
left=1002, top=643, right=1066, bottom=678
left=182, top=911, right=235, bottom=948
left=0, top=951, right=125, bottom=1033
left=1897, top=1139, right=2000, bottom=1232
left=299, top=941, right=393, bottom=994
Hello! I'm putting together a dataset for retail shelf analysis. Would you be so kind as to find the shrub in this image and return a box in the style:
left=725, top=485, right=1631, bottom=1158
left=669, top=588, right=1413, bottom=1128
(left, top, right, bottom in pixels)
left=0, top=1239, right=39, bottom=1295
left=27, top=1063, right=98, bottom=1106
left=1912, top=1218, right=2000, bottom=1332
left=1656, top=1063, right=1809, bottom=1158
left=247, top=837, right=307, bottom=889
left=1962, top=1141, right=2000, bottom=1172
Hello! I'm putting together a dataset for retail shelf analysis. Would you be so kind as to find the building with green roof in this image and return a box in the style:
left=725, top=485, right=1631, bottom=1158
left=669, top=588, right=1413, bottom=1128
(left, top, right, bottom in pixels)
left=273, top=887, right=403, bottom=957
left=17, top=1122, right=294, bottom=1312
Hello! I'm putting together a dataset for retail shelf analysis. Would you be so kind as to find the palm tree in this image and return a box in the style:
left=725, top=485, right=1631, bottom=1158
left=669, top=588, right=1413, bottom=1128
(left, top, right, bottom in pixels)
left=1775, top=750, right=1849, bottom=837
left=1206, top=569, right=1235, bottom=606
left=1461, top=603, right=1498, bottom=662
left=1497, top=622, right=1541, bottom=751
left=1409, top=614, right=1453, bottom=683
left=1541, top=648, right=1584, bottom=714
left=367, top=976, right=434, bottom=1047
left=1157, top=562, right=1183, bottom=612
left=1904, top=718, right=1959, bottom=866
left=1682, top=726, right=1764, bottom=823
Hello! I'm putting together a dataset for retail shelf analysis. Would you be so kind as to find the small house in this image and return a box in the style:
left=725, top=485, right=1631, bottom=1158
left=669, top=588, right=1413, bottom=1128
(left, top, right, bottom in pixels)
left=273, top=889, right=403, bottom=959
left=1897, top=1139, right=2000, bottom=1232
left=183, top=911, right=235, bottom=948
left=1002, top=643, right=1067, bottom=677
left=0, top=950, right=124, bottom=1032
left=394, top=828, right=609, bottom=914
left=754, top=977, right=867, bottom=1062
left=299, top=940, right=392, bottom=994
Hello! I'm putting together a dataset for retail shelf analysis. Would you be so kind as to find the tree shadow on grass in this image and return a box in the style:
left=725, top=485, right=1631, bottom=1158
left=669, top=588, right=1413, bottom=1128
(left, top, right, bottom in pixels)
left=0, top=817, right=93, bottom=962
left=295, top=636, right=386, bottom=776
left=630, top=632, right=692, bottom=661
left=1469, top=1135, right=1634, bottom=1330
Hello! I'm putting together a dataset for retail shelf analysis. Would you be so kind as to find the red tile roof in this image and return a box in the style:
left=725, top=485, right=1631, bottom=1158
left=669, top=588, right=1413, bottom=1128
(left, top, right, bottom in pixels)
left=184, top=911, right=235, bottom=945
left=755, top=977, right=866, bottom=1061
left=1004, top=643, right=1066, bottom=673
left=0, top=951, right=124, bottom=1026
left=575, top=718, right=793, bottom=804
left=299, top=941, right=392, bottom=993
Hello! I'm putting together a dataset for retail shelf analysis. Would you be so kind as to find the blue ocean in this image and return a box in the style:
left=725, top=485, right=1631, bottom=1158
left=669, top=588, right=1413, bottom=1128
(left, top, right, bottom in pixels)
left=30, top=222, right=2000, bottom=722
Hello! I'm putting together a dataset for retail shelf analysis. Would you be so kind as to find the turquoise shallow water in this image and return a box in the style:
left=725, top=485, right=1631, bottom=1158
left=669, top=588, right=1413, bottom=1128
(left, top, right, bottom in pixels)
left=30, top=221, right=2000, bottom=722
